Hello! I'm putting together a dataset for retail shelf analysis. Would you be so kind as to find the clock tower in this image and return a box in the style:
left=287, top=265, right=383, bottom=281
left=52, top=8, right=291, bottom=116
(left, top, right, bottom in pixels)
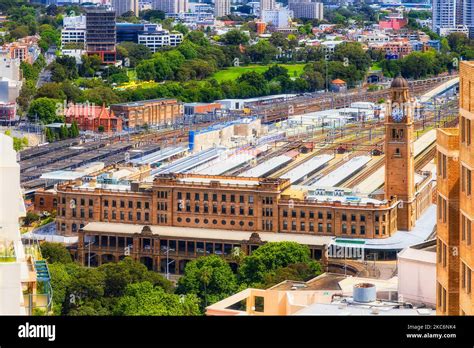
left=384, top=75, right=416, bottom=231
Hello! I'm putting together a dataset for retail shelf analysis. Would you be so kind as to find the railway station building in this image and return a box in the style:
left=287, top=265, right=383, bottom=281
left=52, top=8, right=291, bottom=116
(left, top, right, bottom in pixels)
left=33, top=77, right=436, bottom=273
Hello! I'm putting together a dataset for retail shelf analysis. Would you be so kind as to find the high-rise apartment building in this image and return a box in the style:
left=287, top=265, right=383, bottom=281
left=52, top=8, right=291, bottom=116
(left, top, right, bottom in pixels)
left=112, top=0, right=140, bottom=16
left=85, top=8, right=117, bottom=64
left=214, top=0, right=231, bottom=18
left=433, top=0, right=457, bottom=33
left=436, top=61, right=474, bottom=315
left=288, top=0, right=323, bottom=20
left=152, top=0, right=188, bottom=14
left=260, top=0, right=276, bottom=12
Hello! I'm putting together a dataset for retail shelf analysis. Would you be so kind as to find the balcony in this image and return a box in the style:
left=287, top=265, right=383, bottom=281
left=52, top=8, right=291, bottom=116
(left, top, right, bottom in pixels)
left=0, top=240, right=16, bottom=263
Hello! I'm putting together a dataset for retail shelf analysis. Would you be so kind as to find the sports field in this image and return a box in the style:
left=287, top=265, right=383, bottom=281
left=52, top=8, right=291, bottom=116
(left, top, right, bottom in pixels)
left=212, top=64, right=306, bottom=82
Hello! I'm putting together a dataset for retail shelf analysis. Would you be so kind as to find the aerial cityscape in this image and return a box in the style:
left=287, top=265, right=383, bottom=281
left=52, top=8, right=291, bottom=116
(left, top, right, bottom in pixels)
left=0, top=0, right=472, bottom=344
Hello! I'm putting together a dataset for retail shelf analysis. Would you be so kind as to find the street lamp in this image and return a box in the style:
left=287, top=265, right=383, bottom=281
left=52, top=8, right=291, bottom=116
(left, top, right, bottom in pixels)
left=162, top=246, right=175, bottom=280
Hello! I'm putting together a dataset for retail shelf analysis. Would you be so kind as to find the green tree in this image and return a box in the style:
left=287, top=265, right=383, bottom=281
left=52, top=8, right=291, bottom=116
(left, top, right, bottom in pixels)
left=117, top=42, right=152, bottom=67
left=36, top=82, right=67, bottom=100
left=48, top=263, right=74, bottom=315
left=136, top=60, right=157, bottom=81
left=177, top=255, right=238, bottom=310
left=40, top=242, right=73, bottom=264
left=114, top=281, right=201, bottom=316
left=173, top=23, right=189, bottom=35
left=69, top=120, right=80, bottom=137
left=23, top=211, right=40, bottom=226
left=264, top=64, right=289, bottom=81
left=100, top=257, right=173, bottom=298
left=246, top=40, right=278, bottom=64
left=44, top=127, right=53, bottom=142
left=28, top=97, right=60, bottom=124
left=83, top=86, right=120, bottom=105
left=238, top=241, right=321, bottom=285
left=139, top=9, right=165, bottom=22
left=221, top=29, right=249, bottom=45
left=333, top=42, right=371, bottom=72
left=80, top=54, right=102, bottom=77
left=59, top=124, right=69, bottom=139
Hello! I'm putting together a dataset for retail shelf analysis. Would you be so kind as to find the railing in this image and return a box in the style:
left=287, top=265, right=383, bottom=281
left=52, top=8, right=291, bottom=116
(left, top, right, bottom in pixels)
left=24, top=235, right=53, bottom=314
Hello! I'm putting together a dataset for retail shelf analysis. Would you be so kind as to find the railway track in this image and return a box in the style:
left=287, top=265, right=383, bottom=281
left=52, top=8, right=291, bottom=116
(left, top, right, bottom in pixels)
left=251, top=76, right=458, bottom=123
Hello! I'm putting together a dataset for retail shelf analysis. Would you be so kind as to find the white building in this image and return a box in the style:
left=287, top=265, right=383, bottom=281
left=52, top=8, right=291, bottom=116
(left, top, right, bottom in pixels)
left=397, top=240, right=436, bottom=308
left=138, top=29, right=184, bottom=52
left=214, top=0, right=231, bottom=18
left=261, top=8, right=293, bottom=28
left=0, top=134, right=29, bottom=315
left=112, top=0, right=140, bottom=16
left=61, top=49, right=86, bottom=64
left=288, top=0, right=323, bottom=20
left=0, top=57, right=21, bottom=81
left=0, top=77, right=22, bottom=103
left=320, top=40, right=344, bottom=54
left=260, top=0, right=276, bottom=12
left=439, top=24, right=470, bottom=36
left=61, top=15, right=86, bottom=47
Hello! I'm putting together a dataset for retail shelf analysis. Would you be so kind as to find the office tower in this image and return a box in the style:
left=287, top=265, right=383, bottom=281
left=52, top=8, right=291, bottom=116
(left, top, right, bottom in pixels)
left=85, top=8, right=117, bottom=64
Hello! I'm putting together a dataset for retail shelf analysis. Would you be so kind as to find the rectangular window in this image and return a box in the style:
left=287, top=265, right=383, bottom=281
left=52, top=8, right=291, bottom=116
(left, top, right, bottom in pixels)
left=469, top=219, right=472, bottom=246
left=442, top=153, right=447, bottom=179
left=468, top=118, right=472, bottom=145
left=442, top=243, right=447, bottom=268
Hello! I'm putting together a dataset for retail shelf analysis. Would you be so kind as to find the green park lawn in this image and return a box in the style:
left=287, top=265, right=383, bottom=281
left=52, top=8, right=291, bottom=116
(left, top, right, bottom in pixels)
left=211, top=64, right=306, bottom=82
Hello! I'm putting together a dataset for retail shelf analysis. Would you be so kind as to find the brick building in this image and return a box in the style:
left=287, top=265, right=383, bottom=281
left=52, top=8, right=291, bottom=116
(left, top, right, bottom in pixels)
left=110, top=98, right=183, bottom=129
left=65, top=104, right=123, bottom=133
left=436, top=61, right=474, bottom=315
left=34, top=79, right=435, bottom=273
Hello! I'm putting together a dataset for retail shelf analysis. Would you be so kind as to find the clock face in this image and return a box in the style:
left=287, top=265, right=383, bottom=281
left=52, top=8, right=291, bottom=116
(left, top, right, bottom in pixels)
left=391, top=107, right=404, bottom=123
